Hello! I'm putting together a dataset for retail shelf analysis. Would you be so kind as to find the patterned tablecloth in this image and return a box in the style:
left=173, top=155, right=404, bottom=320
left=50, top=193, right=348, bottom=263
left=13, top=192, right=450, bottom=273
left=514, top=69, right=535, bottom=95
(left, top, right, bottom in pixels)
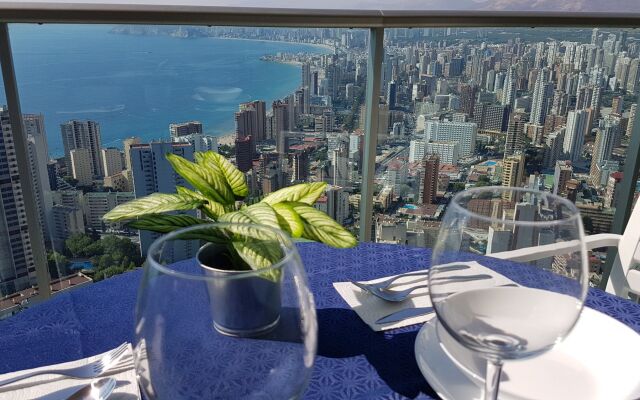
left=0, top=242, right=639, bottom=399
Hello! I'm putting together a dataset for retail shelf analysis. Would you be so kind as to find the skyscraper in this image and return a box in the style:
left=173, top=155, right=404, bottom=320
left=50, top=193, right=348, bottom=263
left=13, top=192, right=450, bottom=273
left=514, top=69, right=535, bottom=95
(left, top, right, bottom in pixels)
left=236, top=100, right=266, bottom=142
left=459, top=83, right=478, bottom=117
left=502, top=153, right=526, bottom=200
left=554, top=160, right=573, bottom=196
left=123, top=136, right=141, bottom=171
left=69, top=148, right=93, bottom=186
left=529, top=68, right=554, bottom=125
left=501, top=66, right=516, bottom=108
left=589, top=121, right=619, bottom=185
left=0, top=109, right=37, bottom=296
left=424, top=120, right=477, bottom=157
left=129, top=141, right=195, bottom=255
left=563, top=109, right=591, bottom=162
left=422, top=155, right=439, bottom=205
left=60, top=120, right=103, bottom=178
left=101, top=147, right=124, bottom=177
left=627, top=103, right=637, bottom=137
left=505, top=113, right=527, bottom=157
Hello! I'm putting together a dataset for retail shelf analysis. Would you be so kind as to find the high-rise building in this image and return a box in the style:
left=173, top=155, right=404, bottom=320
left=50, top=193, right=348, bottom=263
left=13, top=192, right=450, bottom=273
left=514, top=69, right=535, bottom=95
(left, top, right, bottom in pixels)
left=235, top=135, right=254, bottom=173
left=473, top=103, right=510, bottom=133
left=627, top=103, right=637, bottom=137
left=589, top=121, right=619, bottom=186
left=169, top=121, right=203, bottom=138
left=314, top=185, right=349, bottom=225
left=123, top=136, right=141, bottom=171
left=101, top=147, right=124, bottom=177
left=60, top=120, right=103, bottom=178
left=387, top=81, right=397, bottom=109
left=23, top=114, right=53, bottom=245
left=563, top=109, right=591, bottom=162
left=604, top=172, right=623, bottom=208
left=501, top=66, right=516, bottom=108
left=236, top=100, right=266, bottom=142
left=425, top=141, right=459, bottom=165
left=301, top=62, right=312, bottom=90
left=172, top=133, right=218, bottom=153
left=422, top=155, right=439, bottom=205
left=502, top=153, right=526, bottom=200
left=130, top=141, right=196, bottom=255
left=543, top=128, right=566, bottom=169
left=611, top=96, right=624, bottom=115
left=290, top=150, right=309, bottom=183
left=529, top=68, right=554, bottom=125
left=505, top=113, right=527, bottom=157
left=332, top=147, right=349, bottom=187
left=82, top=191, right=135, bottom=231
left=459, top=83, right=478, bottom=117
left=553, top=160, right=573, bottom=196
left=425, top=120, right=477, bottom=156
left=51, top=204, right=84, bottom=249
left=0, top=109, right=37, bottom=296
left=69, top=148, right=94, bottom=186
left=409, top=139, right=425, bottom=163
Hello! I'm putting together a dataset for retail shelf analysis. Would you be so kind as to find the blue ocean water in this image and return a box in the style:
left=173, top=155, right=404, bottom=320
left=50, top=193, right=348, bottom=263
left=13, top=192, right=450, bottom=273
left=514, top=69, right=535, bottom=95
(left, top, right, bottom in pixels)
left=2, top=24, right=329, bottom=156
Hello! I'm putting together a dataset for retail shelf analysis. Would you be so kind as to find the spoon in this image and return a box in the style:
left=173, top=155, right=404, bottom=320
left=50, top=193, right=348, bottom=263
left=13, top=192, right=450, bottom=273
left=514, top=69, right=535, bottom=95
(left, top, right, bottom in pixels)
left=66, top=377, right=116, bottom=400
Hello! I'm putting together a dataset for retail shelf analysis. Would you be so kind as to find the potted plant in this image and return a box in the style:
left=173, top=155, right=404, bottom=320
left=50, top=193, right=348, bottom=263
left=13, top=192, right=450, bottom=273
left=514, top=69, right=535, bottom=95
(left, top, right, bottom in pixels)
left=103, top=150, right=356, bottom=336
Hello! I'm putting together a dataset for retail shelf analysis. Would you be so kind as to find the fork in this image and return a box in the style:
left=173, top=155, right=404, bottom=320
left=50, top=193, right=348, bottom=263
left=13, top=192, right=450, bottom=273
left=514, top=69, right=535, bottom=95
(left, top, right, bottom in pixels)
left=352, top=274, right=494, bottom=302
left=350, top=264, right=471, bottom=292
left=0, top=343, right=128, bottom=387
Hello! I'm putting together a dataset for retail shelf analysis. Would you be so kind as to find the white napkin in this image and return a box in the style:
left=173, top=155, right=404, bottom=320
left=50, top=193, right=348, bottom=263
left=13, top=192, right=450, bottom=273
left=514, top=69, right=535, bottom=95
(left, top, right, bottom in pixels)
left=334, top=261, right=515, bottom=331
left=0, top=343, right=140, bottom=400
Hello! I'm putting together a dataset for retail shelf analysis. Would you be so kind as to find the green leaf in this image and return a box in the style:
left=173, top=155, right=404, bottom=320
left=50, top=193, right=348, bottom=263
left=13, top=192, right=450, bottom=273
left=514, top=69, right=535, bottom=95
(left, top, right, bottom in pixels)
left=127, top=214, right=206, bottom=233
left=196, top=151, right=249, bottom=198
left=166, top=153, right=234, bottom=205
left=219, top=202, right=280, bottom=241
left=128, top=214, right=232, bottom=243
left=232, top=240, right=283, bottom=281
left=176, top=186, right=225, bottom=219
left=272, top=202, right=304, bottom=238
left=288, top=202, right=357, bottom=248
left=261, top=182, right=327, bottom=206
left=103, top=193, right=204, bottom=222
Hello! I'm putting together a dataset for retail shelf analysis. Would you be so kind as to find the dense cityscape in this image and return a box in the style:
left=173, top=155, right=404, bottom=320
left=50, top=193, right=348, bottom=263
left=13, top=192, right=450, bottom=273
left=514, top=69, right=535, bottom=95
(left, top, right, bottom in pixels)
left=1, top=26, right=638, bottom=316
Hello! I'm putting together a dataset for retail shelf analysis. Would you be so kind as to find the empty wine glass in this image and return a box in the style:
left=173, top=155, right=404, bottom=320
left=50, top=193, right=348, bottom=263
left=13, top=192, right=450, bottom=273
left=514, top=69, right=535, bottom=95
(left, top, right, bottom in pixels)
left=429, top=187, right=588, bottom=400
left=134, top=223, right=317, bottom=399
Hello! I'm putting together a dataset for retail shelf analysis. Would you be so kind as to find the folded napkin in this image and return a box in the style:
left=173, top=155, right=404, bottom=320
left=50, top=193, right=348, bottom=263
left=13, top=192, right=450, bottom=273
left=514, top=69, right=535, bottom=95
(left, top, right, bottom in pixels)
left=334, top=261, right=515, bottom=331
left=0, top=343, right=140, bottom=400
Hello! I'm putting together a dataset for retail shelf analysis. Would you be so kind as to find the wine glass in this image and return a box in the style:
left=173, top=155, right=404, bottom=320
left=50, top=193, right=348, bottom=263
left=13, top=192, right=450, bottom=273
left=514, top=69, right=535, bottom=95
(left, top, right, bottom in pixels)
left=134, top=222, right=317, bottom=399
left=429, top=187, right=588, bottom=400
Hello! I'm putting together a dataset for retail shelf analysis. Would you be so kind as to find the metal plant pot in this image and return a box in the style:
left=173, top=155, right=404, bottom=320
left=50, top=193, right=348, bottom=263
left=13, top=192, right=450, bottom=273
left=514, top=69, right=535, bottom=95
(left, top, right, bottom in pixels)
left=197, top=243, right=282, bottom=337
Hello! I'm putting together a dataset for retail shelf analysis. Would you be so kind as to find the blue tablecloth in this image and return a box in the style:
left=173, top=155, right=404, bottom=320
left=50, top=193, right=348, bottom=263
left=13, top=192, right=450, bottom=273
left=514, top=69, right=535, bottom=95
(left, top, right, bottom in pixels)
left=1, top=242, right=639, bottom=399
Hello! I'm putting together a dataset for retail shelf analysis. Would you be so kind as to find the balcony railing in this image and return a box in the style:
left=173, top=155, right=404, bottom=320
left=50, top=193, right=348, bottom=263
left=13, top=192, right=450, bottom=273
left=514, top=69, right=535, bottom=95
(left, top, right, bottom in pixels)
left=0, top=0, right=640, bottom=312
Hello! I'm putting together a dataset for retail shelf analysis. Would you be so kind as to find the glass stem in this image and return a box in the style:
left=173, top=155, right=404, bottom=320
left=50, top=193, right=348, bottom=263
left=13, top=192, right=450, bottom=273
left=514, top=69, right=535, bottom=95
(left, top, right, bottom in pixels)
left=484, top=358, right=503, bottom=400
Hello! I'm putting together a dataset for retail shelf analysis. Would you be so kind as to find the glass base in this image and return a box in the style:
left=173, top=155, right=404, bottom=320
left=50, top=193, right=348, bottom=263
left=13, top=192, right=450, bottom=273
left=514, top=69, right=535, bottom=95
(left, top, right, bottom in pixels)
left=213, top=315, right=281, bottom=338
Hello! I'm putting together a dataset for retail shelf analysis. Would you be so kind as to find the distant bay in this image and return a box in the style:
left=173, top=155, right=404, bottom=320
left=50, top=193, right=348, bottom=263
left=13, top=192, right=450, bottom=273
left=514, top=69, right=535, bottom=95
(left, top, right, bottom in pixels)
left=2, top=24, right=330, bottom=156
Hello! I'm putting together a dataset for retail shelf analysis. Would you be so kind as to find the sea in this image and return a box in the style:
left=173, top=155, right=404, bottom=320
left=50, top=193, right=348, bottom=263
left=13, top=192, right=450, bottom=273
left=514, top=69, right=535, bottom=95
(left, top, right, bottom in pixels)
left=1, top=24, right=330, bottom=157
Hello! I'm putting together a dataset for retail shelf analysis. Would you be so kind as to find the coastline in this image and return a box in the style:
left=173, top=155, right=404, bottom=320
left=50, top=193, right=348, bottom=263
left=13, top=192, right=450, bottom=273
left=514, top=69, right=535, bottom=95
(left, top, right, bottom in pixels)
left=210, top=36, right=335, bottom=53
left=217, top=133, right=236, bottom=146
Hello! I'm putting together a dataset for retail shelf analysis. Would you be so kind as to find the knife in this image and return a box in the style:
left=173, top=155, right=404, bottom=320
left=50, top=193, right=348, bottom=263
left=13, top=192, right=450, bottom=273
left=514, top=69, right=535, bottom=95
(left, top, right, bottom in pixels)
left=375, top=307, right=435, bottom=324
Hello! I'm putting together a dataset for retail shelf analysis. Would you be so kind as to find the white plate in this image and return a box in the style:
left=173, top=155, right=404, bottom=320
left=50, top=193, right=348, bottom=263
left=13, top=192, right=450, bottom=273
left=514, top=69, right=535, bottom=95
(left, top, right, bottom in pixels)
left=415, top=307, right=640, bottom=400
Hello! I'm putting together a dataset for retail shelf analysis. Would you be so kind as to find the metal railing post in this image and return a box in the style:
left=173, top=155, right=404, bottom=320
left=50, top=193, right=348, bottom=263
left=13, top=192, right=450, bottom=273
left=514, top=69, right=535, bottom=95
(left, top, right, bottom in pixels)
left=0, top=23, right=51, bottom=299
left=359, top=27, right=384, bottom=242
left=599, top=93, right=640, bottom=290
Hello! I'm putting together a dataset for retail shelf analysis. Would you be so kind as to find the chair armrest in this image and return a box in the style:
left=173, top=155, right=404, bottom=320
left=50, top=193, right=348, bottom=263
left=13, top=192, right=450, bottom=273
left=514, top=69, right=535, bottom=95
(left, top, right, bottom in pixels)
left=491, top=234, right=621, bottom=263
left=627, top=269, right=640, bottom=296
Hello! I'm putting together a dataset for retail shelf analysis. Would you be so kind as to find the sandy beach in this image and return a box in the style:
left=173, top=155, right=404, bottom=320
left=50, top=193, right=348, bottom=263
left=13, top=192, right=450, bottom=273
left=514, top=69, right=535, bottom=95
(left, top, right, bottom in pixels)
left=217, top=133, right=236, bottom=146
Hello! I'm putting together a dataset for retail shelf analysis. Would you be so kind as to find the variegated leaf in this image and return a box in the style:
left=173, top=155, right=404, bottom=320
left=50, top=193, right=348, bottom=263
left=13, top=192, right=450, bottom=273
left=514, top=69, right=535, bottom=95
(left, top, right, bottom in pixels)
left=261, top=182, right=327, bottom=206
left=176, top=186, right=225, bottom=219
left=232, top=240, right=283, bottom=281
left=103, top=193, right=204, bottom=222
left=196, top=151, right=249, bottom=198
left=272, top=202, right=304, bottom=238
left=166, top=153, right=233, bottom=205
left=289, top=202, right=357, bottom=248
left=219, top=203, right=280, bottom=241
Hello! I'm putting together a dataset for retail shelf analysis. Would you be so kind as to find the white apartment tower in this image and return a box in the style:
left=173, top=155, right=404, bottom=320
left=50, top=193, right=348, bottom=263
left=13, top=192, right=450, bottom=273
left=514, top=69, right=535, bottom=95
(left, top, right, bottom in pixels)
left=60, top=120, right=103, bottom=178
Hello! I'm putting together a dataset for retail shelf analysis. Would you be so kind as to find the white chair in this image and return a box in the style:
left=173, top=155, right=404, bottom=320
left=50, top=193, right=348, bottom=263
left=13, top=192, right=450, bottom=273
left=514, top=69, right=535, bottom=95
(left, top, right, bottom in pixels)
left=491, top=200, right=640, bottom=301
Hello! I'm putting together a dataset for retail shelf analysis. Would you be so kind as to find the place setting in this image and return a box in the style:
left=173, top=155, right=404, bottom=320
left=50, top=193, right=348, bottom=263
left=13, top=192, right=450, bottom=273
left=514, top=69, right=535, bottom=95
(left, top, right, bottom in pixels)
left=0, top=343, right=140, bottom=400
left=337, top=187, right=640, bottom=400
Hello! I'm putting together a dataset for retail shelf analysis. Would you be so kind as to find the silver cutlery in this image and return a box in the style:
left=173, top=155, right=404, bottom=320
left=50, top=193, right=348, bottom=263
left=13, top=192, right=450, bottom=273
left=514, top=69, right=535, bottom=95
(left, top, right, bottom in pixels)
left=67, top=377, right=117, bottom=400
left=351, top=264, right=470, bottom=292
left=376, top=307, right=435, bottom=324
left=0, top=343, right=128, bottom=387
left=353, top=274, right=494, bottom=302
